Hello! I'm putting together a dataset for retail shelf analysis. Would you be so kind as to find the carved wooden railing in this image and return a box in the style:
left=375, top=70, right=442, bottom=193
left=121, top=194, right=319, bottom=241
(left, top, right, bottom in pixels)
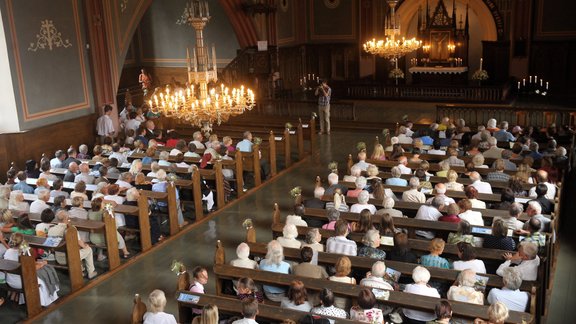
left=437, top=104, right=576, bottom=128
left=253, top=99, right=356, bottom=121
left=332, top=82, right=511, bottom=103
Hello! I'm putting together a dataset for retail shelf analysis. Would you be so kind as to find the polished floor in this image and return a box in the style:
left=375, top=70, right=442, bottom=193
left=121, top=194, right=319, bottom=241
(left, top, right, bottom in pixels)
left=8, top=131, right=575, bottom=323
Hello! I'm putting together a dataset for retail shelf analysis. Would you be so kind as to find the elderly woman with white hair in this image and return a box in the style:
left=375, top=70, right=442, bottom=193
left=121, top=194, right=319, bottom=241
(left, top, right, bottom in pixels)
left=347, top=176, right=367, bottom=198
left=302, top=228, right=324, bottom=252
left=445, top=170, right=464, bottom=192
left=447, top=269, right=484, bottom=305
left=375, top=196, right=403, bottom=217
left=129, top=159, right=143, bottom=175
left=9, top=190, right=29, bottom=212
left=487, top=267, right=529, bottom=312
left=357, top=229, right=386, bottom=260
left=472, top=153, right=489, bottom=168
left=365, top=165, right=381, bottom=182
left=230, top=242, right=258, bottom=269
left=350, top=191, right=376, bottom=214
left=497, top=241, right=540, bottom=281
left=259, top=240, right=291, bottom=301
left=321, top=208, right=342, bottom=230
left=147, top=161, right=160, bottom=178
left=403, top=266, right=441, bottom=322
left=143, top=289, right=177, bottom=324
left=277, top=223, right=302, bottom=249
left=158, top=151, right=171, bottom=167
left=385, top=166, right=408, bottom=186
left=343, top=165, right=362, bottom=183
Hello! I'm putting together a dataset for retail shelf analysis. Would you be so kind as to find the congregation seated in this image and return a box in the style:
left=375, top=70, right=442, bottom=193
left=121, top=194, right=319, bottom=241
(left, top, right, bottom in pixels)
left=235, top=277, right=264, bottom=303
left=349, top=288, right=384, bottom=323
left=358, top=260, right=393, bottom=291
left=375, top=197, right=403, bottom=218
left=258, top=240, right=290, bottom=302
left=403, top=266, right=441, bottom=322
left=301, top=228, right=324, bottom=252
left=280, top=280, right=312, bottom=312
left=47, top=210, right=98, bottom=279
left=349, top=191, right=376, bottom=214
left=310, top=288, right=348, bottom=322
left=474, top=302, right=510, bottom=324
left=496, top=241, right=540, bottom=281
left=277, top=223, right=301, bottom=249
left=230, top=242, right=258, bottom=269
left=292, top=246, right=328, bottom=279
left=453, top=242, right=487, bottom=273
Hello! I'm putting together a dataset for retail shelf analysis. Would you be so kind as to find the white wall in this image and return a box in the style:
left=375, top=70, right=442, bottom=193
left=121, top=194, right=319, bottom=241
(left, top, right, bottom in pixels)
left=0, top=7, right=20, bottom=133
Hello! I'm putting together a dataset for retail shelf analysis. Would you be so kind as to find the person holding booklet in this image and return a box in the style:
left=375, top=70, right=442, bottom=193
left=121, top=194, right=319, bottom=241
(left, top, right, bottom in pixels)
left=447, top=269, right=484, bottom=305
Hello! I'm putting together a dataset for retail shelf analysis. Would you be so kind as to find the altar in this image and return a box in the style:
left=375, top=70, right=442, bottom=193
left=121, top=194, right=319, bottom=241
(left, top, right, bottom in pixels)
left=409, top=66, right=469, bottom=85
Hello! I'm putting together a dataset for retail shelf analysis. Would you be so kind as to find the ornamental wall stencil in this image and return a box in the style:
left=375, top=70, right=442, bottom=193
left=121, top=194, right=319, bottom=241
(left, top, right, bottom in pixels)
left=28, top=20, right=72, bottom=52
left=323, top=0, right=340, bottom=9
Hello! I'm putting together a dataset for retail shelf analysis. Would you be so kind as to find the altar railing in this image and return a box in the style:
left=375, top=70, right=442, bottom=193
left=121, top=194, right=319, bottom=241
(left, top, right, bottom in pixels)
left=333, top=82, right=511, bottom=103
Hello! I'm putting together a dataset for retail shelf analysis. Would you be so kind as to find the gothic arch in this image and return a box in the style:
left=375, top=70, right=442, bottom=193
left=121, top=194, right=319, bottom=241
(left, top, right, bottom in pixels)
left=396, top=0, right=500, bottom=41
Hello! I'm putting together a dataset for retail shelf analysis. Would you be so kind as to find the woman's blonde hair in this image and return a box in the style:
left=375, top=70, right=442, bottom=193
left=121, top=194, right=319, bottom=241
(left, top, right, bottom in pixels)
left=447, top=170, right=458, bottom=182
left=429, top=238, right=446, bottom=254
left=148, top=289, right=167, bottom=313
left=334, top=256, right=352, bottom=276
left=197, top=304, right=219, bottom=324
left=371, top=144, right=385, bottom=159
left=488, top=302, right=509, bottom=323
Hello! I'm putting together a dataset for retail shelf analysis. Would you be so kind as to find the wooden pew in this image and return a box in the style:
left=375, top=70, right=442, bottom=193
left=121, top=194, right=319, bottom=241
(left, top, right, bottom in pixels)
left=213, top=262, right=531, bottom=323
left=18, top=210, right=121, bottom=271
left=176, top=291, right=359, bottom=324
left=24, top=225, right=84, bottom=291
left=244, top=242, right=533, bottom=292
left=319, top=195, right=551, bottom=222
left=340, top=180, right=503, bottom=203
left=0, top=256, right=42, bottom=317
left=270, top=222, right=512, bottom=263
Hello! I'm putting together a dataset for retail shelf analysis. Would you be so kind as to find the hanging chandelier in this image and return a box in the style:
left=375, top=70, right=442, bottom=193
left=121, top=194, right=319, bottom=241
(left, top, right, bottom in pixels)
left=363, top=0, right=422, bottom=59
left=148, top=0, right=255, bottom=128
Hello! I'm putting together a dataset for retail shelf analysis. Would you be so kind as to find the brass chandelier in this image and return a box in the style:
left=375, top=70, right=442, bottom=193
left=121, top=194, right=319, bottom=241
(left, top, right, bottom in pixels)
left=363, top=0, right=422, bottom=59
left=148, top=0, right=255, bottom=128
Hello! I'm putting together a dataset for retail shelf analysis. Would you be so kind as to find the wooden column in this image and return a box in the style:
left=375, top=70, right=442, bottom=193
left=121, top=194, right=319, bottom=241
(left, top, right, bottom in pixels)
left=235, top=151, right=245, bottom=197
left=214, top=161, right=225, bottom=209
left=65, top=225, right=84, bottom=291
left=167, top=183, right=180, bottom=235
left=252, top=145, right=262, bottom=186
left=19, top=255, right=42, bottom=317
left=214, top=240, right=225, bottom=297
left=191, top=165, right=204, bottom=221
left=297, top=120, right=304, bottom=160
left=284, top=128, right=292, bottom=168
left=268, top=131, right=277, bottom=177
left=137, top=193, right=152, bottom=252
left=103, top=210, right=120, bottom=270
left=310, top=116, right=317, bottom=152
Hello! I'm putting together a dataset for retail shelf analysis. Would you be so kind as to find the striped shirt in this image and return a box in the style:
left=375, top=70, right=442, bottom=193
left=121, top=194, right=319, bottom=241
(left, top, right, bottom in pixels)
left=317, top=86, right=331, bottom=106
left=326, top=236, right=357, bottom=256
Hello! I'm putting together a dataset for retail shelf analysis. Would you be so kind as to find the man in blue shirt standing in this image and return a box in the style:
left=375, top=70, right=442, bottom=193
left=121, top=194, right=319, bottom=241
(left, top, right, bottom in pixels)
left=315, top=79, right=332, bottom=135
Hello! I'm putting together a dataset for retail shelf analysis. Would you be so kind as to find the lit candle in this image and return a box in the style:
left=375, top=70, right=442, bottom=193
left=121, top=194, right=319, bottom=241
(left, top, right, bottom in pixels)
left=540, top=79, right=543, bottom=87
left=546, top=82, right=549, bottom=90
left=529, top=76, right=532, bottom=83
left=479, top=58, right=483, bottom=70
left=517, top=81, right=520, bottom=90
left=523, top=79, right=526, bottom=86
left=535, top=75, right=538, bottom=83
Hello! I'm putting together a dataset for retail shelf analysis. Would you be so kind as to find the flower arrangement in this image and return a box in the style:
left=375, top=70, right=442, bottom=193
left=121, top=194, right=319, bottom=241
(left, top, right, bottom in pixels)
left=388, top=68, right=405, bottom=79
left=472, top=69, right=489, bottom=81
left=19, top=240, right=31, bottom=256
left=285, top=122, right=293, bottom=129
left=170, top=260, right=186, bottom=276
left=242, top=218, right=253, bottom=230
left=356, top=141, right=367, bottom=152
left=253, top=137, right=262, bottom=145
left=104, top=202, right=115, bottom=216
left=328, top=161, right=338, bottom=173
left=382, top=128, right=390, bottom=136
left=290, top=186, right=302, bottom=198
left=311, top=112, right=317, bottom=119
left=402, top=115, right=409, bottom=122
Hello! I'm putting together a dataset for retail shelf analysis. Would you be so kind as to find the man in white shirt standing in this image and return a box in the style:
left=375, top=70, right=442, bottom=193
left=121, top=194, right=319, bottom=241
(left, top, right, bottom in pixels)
left=96, top=105, right=115, bottom=142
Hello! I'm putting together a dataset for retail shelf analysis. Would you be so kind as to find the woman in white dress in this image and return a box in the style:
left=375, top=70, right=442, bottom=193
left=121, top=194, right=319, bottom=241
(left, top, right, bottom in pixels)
left=143, top=289, right=177, bottom=324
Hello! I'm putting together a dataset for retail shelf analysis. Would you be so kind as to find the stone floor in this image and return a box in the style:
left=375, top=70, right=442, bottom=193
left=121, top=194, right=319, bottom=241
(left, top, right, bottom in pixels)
left=2, top=130, right=574, bottom=323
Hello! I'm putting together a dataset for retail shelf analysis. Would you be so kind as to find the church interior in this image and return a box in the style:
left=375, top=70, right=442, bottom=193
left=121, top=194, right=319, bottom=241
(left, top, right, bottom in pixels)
left=0, top=0, right=575, bottom=323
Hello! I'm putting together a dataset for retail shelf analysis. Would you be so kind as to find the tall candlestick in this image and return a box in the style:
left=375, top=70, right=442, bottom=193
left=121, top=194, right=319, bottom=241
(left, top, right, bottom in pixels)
left=517, top=81, right=520, bottom=90
left=192, top=48, right=198, bottom=72
left=546, top=82, right=549, bottom=90
left=523, top=79, right=526, bottom=86
left=212, top=45, right=217, bottom=70
left=529, top=76, right=532, bottom=83
left=540, top=79, right=543, bottom=87
left=535, top=75, right=538, bottom=83
left=479, top=58, right=483, bottom=70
